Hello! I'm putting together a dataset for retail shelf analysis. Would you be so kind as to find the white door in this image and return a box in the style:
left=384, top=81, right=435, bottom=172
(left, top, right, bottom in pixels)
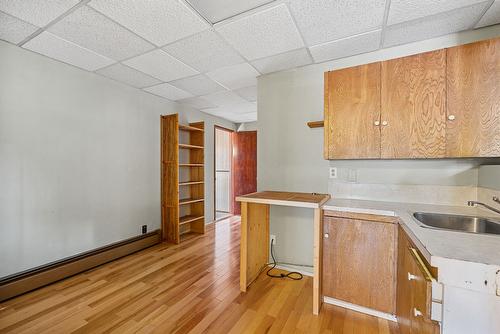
left=215, top=128, right=232, bottom=215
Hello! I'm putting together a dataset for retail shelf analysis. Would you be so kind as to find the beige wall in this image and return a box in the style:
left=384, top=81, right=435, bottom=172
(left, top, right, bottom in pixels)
left=0, top=41, right=235, bottom=277
left=257, top=25, right=500, bottom=271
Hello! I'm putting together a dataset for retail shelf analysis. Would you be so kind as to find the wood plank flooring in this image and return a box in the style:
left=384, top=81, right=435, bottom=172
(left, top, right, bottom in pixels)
left=0, top=216, right=400, bottom=333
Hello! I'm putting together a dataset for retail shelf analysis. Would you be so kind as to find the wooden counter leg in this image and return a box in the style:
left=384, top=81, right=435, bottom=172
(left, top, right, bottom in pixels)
left=313, top=208, right=323, bottom=315
left=240, top=202, right=270, bottom=292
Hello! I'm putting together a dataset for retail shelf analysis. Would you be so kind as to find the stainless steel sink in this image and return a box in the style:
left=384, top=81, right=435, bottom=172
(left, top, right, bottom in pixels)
left=413, top=212, right=500, bottom=235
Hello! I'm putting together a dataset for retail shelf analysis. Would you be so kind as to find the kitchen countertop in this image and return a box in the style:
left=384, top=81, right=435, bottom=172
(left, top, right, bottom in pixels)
left=323, top=198, right=500, bottom=268
left=236, top=191, right=330, bottom=208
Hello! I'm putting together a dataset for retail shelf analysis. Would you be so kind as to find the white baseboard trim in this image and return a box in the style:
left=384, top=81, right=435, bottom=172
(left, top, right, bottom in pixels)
left=272, top=264, right=314, bottom=277
left=323, top=296, right=398, bottom=322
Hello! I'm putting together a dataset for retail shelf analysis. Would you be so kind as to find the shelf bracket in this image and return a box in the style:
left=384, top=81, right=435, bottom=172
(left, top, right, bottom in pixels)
left=307, top=121, right=324, bottom=128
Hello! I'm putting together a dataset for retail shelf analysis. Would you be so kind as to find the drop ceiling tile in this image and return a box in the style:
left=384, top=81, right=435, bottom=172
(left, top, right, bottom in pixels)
left=23, top=31, right=114, bottom=71
left=310, top=30, right=381, bottom=63
left=201, top=90, right=247, bottom=106
left=143, top=83, right=193, bottom=101
left=0, top=0, right=80, bottom=26
left=235, top=111, right=258, bottom=122
left=187, top=0, right=270, bottom=23
left=235, top=86, right=257, bottom=102
left=206, top=63, right=259, bottom=90
left=476, top=1, right=500, bottom=28
left=89, top=0, right=209, bottom=46
left=169, top=74, right=225, bottom=96
left=202, top=102, right=256, bottom=115
left=289, top=0, right=386, bottom=46
left=383, top=3, right=489, bottom=47
left=0, top=11, right=38, bottom=44
left=162, top=30, right=244, bottom=72
left=251, top=48, right=312, bottom=74
left=202, top=105, right=257, bottom=123
left=123, top=49, right=198, bottom=82
left=178, top=96, right=217, bottom=109
left=216, top=4, right=304, bottom=60
left=388, top=0, right=486, bottom=25
left=96, top=63, right=161, bottom=88
left=48, top=6, right=154, bottom=60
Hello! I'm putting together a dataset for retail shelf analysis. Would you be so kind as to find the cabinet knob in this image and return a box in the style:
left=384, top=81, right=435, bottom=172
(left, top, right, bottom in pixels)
left=413, top=308, right=423, bottom=317
left=324, top=233, right=329, bottom=238
left=448, top=115, right=456, bottom=121
left=374, top=121, right=380, bottom=126
left=382, top=121, right=388, bottom=126
left=408, top=272, right=417, bottom=281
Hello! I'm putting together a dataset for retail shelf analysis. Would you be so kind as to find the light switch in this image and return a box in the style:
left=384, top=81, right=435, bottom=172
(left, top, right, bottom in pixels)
left=329, top=167, right=337, bottom=179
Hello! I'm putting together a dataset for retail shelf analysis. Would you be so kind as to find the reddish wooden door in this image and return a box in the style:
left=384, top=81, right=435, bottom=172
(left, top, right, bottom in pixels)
left=232, top=131, right=257, bottom=215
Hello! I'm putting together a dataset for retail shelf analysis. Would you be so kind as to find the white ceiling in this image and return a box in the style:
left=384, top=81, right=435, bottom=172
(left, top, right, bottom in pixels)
left=1, top=0, right=499, bottom=123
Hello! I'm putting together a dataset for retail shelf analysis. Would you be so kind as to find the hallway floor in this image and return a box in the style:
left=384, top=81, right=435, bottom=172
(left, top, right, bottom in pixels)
left=0, top=217, right=399, bottom=333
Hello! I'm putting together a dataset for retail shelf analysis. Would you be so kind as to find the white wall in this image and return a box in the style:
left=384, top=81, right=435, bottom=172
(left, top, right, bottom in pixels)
left=237, top=121, right=258, bottom=132
left=257, top=26, right=500, bottom=271
left=478, top=165, right=500, bottom=190
left=0, top=41, right=235, bottom=277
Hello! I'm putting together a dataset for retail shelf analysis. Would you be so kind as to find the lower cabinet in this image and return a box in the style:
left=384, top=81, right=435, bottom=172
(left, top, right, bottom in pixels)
left=321, top=211, right=442, bottom=332
left=397, top=226, right=440, bottom=334
left=322, top=211, right=398, bottom=314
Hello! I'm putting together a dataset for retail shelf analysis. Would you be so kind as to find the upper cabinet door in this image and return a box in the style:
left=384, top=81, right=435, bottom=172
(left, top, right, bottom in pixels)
left=324, top=63, right=381, bottom=159
left=381, top=50, right=446, bottom=158
left=446, top=38, right=500, bottom=157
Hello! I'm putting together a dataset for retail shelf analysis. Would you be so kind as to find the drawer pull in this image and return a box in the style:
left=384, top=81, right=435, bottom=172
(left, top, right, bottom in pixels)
left=408, top=272, right=417, bottom=281
left=413, top=308, right=423, bottom=317
left=408, top=247, right=434, bottom=282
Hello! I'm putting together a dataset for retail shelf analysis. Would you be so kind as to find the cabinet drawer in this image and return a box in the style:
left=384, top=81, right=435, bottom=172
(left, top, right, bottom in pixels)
left=407, top=246, right=434, bottom=318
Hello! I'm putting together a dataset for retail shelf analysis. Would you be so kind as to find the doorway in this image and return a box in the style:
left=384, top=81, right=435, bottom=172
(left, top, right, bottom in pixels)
left=214, top=126, right=233, bottom=221
left=214, top=127, right=258, bottom=220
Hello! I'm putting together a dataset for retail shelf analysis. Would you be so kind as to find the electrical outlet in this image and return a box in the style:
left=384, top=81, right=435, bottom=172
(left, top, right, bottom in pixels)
left=142, top=225, right=147, bottom=234
left=270, top=235, right=276, bottom=246
left=329, top=167, right=337, bottom=179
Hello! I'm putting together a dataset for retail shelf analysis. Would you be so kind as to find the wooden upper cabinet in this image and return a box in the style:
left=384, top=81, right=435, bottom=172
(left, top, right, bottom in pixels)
left=381, top=50, right=447, bottom=158
left=324, top=63, right=381, bottom=159
left=446, top=38, right=500, bottom=157
left=323, top=37, right=499, bottom=160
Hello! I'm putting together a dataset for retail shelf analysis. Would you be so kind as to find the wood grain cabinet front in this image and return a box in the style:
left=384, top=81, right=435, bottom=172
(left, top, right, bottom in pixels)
left=446, top=38, right=500, bottom=157
left=323, top=37, right=500, bottom=159
left=324, top=62, right=381, bottom=159
left=381, top=49, right=447, bottom=159
left=322, top=213, right=398, bottom=314
left=397, top=227, right=440, bottom=334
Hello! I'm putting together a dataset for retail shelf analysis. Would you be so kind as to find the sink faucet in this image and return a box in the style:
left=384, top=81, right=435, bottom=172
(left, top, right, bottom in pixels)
left=467, top=196, right=500, bottom=215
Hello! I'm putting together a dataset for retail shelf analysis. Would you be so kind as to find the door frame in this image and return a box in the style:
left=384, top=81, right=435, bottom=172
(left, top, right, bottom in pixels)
left=213, top=125, right=234, bottom=221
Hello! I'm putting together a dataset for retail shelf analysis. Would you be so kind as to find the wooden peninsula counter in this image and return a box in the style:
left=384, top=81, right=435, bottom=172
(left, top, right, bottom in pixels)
left=236, top=191, right=330, bottom=315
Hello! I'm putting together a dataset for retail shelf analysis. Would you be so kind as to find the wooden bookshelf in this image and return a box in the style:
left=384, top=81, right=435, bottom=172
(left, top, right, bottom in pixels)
left=161, top=113, right=205, bottom=244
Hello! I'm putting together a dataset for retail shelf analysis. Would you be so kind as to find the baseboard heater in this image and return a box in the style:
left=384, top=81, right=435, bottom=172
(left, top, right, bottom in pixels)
left=0, top=230, right=160, bottom=302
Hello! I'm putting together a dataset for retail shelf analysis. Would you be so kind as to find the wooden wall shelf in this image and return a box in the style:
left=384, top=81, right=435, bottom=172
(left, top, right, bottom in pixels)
left=179, top=181, right=204, bottom=186
left=179, top=163, right=204, bottom=167
left=179, top=143, right=204, bottom=149
left=180, top=215, right=204, bottom=225
left=179, top=124, right=204, bottom=132
left=161, top=114, right=205, bottom=244
left=179, top=198, right=205, bottom=205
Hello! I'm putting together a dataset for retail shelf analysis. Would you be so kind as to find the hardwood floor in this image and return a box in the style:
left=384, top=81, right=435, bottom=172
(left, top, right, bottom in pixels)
left=0, top=217, right=399, bottom=334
